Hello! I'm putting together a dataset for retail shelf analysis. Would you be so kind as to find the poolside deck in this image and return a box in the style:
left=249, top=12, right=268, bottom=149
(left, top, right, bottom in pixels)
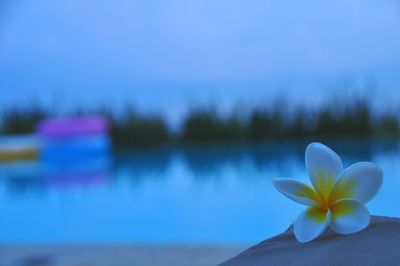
left=0, top=245, right=244, bottom=266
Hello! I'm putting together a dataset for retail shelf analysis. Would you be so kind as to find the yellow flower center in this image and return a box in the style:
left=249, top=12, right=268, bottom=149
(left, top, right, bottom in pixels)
left=314, top=174, right=355, bottom=216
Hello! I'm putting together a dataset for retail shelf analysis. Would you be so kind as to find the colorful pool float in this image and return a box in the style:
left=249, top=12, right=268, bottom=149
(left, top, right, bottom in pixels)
left=0, top=135, right=39, bottom=162
left=36, top=116, right=109, bottom=137
left=36, top=116, right=110, bottom=162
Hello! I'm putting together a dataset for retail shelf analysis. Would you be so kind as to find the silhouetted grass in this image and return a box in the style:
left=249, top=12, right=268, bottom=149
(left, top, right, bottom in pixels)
left=315, top=99, right=372, bottom=137
left=0, top=105, right=48, bottom=135
left=0, top=96, right=399, bottom=146
left=375, top=113, right=400, bottom=137
left=109, top=109, right=170, bottom=147
left=181, top=110, right=245, bottom=143
left=181, top=96, right=398, bottom=143
left=247, top=108, right=288, bottom=140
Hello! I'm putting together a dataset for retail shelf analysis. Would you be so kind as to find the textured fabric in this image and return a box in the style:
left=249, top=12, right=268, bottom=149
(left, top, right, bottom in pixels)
left=220, top=216, right=400, bottom=266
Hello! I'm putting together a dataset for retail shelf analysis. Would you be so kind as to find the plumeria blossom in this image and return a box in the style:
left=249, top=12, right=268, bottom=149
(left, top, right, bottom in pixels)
left=273, top=142, right=383, bottom=243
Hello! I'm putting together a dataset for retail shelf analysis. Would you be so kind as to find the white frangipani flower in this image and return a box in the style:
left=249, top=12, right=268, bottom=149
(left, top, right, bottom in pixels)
left=273, top=142, right=383, bottom=243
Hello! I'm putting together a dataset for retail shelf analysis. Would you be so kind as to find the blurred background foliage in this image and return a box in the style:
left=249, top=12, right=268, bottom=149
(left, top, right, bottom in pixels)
left=0, top=95, right=399, bottom=147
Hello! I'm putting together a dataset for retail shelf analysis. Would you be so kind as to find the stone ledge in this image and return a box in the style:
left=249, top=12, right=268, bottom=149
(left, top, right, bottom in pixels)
left=220, top=216, right=400, bottom=266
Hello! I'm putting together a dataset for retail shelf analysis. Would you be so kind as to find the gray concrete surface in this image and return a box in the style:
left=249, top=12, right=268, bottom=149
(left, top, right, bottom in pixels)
left=0, top=245, right=245, bottom=266
left=221, top=216, right=400, bottom=266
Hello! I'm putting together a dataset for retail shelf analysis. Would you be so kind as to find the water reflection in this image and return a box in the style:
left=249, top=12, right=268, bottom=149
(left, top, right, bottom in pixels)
left=114, top=147, right=172, bottom=176
left=0, top=140, right=399, bottom=244
left=2, top=139, right=398, bottom=192
left=0, top=153, right=110, bottom=194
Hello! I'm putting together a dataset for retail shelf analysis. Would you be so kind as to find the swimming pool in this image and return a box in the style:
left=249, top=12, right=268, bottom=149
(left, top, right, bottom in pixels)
left=0, top=140, right=399, bottom=245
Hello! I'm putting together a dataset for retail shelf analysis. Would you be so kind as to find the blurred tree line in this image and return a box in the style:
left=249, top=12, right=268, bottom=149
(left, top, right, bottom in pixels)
left=0, top=97, right=399, bottom=147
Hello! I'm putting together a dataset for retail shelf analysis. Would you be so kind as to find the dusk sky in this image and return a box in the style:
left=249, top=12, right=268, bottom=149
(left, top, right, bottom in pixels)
left=1, top=0, right=400, bottom=124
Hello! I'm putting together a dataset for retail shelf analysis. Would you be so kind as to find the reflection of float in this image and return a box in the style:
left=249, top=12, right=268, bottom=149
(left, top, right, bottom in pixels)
left=0, top=161, right=41, bottom=179
left=0, top=135, right=39, bottom=162
left=44, top=172, right=108, bottom=187
left=41, top=152, right=110, bottom=188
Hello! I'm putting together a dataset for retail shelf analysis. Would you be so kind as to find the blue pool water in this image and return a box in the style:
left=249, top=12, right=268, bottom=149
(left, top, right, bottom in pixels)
left=0, top=140, right=399, bottom=245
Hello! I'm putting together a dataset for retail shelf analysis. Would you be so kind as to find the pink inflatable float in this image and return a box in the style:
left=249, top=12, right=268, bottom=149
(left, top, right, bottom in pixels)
left=37, top=116, right=109, bottom=137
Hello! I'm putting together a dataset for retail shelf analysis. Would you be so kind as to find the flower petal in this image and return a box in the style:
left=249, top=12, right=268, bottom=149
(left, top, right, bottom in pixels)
left=273, top=178, right=321, bottom=206
left=294, top=206, right=331, bottom=243
left=305, top=142, right=343, bottom=201
left=329, top=199, right=370, bottom=235
left=329, top=162, right=383, bottom=204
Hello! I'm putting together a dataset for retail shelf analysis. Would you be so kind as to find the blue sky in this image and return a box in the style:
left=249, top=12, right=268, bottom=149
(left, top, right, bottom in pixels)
left=1, top=0, right=400, bottom=123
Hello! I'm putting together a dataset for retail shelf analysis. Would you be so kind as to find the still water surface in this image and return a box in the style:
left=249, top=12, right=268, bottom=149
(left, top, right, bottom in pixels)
left=0, top=140, right=399, bottom=245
